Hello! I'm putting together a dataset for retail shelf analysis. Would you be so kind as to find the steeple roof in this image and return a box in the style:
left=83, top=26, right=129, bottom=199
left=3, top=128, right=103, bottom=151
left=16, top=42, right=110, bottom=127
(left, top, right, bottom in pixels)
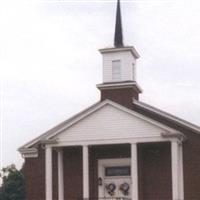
left=114, top=0, right=124, bottom=47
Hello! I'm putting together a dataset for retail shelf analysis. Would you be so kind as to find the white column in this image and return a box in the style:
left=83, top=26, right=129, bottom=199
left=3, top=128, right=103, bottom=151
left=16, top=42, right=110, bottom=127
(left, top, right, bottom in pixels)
left=179, top=143, right=184, bottom=200
left=45, top=146, right=53, bottom=200
left=83, top=145, right=89, bottom=198
left=131, top=143, right=139, bottom=200
left=171, top=141, right=179, bottom=200
left=58, top=148, right=64, bottom=200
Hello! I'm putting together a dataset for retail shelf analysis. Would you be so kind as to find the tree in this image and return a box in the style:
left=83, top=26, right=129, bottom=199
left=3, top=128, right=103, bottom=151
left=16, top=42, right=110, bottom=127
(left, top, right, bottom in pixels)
left=0, top=164, right=25, bottom=200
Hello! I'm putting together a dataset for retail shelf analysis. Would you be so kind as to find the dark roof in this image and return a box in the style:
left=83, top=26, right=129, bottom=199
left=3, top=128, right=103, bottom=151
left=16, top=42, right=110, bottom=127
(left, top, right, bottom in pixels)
left=132, top=100, right=200, bottom=135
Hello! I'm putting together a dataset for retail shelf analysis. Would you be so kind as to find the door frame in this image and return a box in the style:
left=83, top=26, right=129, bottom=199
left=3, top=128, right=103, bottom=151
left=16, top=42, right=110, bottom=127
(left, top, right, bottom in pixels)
left=98, top=158, right=131, bottom=198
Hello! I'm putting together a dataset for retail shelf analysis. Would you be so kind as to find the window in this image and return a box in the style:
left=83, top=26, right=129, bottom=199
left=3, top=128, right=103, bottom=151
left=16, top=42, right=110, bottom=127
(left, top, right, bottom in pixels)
left=105, top=166, right=131, bottom=177
left=132, top=63, right=135, bottom=80
left=112, top=60, right=121, bottom=81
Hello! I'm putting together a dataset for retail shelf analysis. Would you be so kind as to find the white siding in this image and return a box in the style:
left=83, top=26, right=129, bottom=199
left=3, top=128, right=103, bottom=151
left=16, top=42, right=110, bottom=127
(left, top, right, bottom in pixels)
left=55, top=104, right=167, bottom=142
left=103, top=51, right=136, bottom=83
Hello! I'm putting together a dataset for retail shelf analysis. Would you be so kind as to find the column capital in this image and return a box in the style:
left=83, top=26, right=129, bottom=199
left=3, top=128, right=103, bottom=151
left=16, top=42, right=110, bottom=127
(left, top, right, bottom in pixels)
left=44, top=145, right=52, bottom=150
left=171, top=139, right=182, bottom=146
left=171, top=140, right=178, bottom=144
left=56, top=147, right=63, bottom=153
left=130, top=142, right=138, bottom=145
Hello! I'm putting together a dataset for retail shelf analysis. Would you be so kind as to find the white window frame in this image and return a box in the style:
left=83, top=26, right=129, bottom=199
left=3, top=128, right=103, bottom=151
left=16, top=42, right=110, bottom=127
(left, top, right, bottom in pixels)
left=112, top=60, right=121, bottom=81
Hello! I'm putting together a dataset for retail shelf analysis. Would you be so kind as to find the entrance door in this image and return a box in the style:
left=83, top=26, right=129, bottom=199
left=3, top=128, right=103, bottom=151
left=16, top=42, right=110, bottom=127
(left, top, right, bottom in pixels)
left=98, top=158, right=131, bottom=199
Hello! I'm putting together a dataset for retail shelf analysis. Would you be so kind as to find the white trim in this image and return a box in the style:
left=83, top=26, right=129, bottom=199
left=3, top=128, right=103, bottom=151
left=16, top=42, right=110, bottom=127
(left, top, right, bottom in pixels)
left=133, top=100, right=200, bottom=134
left=48, top=136, right=179, bottom=147
left=45, top=146, right=52, bottom=200
left=58, top=149, right=64, bottom=200
left=99, top=46, right=140, bottom=59
left=98, top=158, right=131, bottom=167
left=83, top=145, right=89, bottom=198
left=161, top=132, right=186, bottom=142
left=96, top=81, right=143, bottom=93
left=131, top=143, right=138, bottom=200
left=19, top=148, right=38, bottom=158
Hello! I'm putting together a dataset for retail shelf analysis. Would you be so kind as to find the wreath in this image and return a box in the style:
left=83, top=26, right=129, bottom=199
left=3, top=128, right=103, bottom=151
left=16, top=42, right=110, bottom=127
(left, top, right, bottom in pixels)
left=105, top=183, right=116, bottom=196
left=119, top=182, right=130, bottom=196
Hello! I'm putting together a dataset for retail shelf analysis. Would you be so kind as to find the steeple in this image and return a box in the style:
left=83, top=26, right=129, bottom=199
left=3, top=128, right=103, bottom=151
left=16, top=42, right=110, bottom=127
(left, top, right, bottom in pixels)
left=97, top=0, right=142, bottom=108
left=114, top=0, right=123, bottom=47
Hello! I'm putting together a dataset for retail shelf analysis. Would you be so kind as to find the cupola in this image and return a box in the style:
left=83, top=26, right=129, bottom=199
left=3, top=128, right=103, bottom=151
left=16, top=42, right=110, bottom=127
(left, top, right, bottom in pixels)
left=97, top=0, right=142, bottom=108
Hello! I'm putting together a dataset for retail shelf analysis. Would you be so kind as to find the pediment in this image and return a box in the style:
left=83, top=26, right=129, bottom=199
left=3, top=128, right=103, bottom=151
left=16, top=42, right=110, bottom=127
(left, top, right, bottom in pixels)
left=52, top=101, right=177, bottom=143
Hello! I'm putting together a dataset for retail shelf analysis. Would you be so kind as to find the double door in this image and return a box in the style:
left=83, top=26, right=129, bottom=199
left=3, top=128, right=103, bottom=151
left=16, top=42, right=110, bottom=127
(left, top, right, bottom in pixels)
left=98, top=158, right=131, bottom=199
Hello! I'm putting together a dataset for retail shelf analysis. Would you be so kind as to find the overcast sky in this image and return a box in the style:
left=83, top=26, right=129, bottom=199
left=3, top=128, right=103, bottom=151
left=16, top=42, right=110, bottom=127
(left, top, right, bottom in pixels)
left=1, top=0, right=200, bottom=169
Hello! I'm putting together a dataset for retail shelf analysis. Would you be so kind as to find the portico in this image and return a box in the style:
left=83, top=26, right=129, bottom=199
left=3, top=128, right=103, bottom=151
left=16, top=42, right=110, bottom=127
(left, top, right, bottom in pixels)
left=44, top=133, right=184, bottom=200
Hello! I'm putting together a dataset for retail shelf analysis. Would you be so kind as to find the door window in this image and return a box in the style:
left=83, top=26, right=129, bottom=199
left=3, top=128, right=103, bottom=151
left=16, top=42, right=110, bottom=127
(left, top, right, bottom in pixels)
left=105, top=166, right=131, bottom=177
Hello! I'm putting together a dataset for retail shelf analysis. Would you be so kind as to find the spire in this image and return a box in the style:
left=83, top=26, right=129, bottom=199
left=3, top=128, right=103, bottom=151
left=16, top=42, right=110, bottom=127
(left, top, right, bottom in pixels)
left=114, top=0, right=124, bottom=48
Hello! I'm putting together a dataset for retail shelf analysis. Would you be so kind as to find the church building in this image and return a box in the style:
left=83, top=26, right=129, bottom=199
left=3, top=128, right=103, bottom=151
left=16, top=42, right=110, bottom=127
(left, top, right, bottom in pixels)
left=19, top=1, right=200, bottom=200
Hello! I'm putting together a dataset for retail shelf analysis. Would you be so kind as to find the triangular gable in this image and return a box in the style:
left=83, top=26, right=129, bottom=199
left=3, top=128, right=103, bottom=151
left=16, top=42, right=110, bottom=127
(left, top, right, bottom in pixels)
left=50, top=101, right=180, bottom=143
left=19, top=100, right=181, bottom=149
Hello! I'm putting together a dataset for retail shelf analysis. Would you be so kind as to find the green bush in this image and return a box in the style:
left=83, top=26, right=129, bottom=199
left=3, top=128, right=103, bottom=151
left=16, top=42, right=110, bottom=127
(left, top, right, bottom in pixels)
left=0, top=165, right=25, bottom=200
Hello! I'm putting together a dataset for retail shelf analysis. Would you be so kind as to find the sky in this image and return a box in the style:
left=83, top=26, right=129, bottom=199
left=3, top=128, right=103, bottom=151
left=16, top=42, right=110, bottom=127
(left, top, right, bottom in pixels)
left=0, top=0, right=200, bottom=169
